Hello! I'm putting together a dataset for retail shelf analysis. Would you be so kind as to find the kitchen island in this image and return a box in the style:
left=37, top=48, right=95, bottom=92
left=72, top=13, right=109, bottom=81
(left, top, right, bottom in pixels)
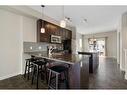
left=25, top=52, right=90, bottom=89
left=78, top=51, right=99, bottom=73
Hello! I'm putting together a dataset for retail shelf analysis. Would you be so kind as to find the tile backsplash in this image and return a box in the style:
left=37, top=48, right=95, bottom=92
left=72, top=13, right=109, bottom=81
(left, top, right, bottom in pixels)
left=23, top=42, right=48, bottom=52
left=23, top=42, right=63, bottom=53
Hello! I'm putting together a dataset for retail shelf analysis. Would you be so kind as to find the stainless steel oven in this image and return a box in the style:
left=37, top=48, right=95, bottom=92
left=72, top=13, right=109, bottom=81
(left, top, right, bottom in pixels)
left=50, top=35, right=62, bottom=43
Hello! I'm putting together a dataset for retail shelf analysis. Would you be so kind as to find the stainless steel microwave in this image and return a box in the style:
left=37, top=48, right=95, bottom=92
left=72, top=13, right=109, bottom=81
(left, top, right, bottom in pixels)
left=51, top=35, right=62, bottom=43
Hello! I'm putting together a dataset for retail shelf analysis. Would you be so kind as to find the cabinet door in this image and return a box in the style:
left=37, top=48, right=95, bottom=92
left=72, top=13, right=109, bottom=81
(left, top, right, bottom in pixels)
left=37, top=20, right=49, bottom=42
left=62, top=29, right=66, bottom=40
left=40, top=21, right=50, bottom=42
left=67, top=30, right=72, bottom=39
left=65, top=30, right=68, bottom=39
left=59, top=28, right=63, bottom=38
left=57, top=28, right=60, bottom=36
left=64, top=29, right=71, bottom=40
left=48, top=23, right=60, bottom=36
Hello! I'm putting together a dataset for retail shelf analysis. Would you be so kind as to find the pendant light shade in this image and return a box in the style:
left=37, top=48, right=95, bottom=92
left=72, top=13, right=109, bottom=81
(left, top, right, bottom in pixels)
left=60, top=6, right=66, bottom=28
left=41, top=28, right=45, bottom=33
left=60, top=20, right=66, bottom=28
left=41, top=5, right=45, bottom=33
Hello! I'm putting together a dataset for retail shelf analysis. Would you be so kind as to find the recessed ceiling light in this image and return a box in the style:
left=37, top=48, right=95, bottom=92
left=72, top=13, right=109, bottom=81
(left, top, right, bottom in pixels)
left=83, top=19, right=87, bottom=22
left=65, top=16, right=72, bottom=22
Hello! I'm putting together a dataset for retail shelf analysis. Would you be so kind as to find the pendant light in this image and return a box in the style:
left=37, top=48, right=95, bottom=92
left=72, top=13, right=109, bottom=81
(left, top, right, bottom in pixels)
left=41, top=5, right=45, bottom=33
left=60, top=6, right=66, bottom=28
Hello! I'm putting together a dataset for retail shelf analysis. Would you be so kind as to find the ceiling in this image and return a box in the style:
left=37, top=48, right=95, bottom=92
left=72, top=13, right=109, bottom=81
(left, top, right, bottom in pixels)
left=29, top=5, right=127, bottom=34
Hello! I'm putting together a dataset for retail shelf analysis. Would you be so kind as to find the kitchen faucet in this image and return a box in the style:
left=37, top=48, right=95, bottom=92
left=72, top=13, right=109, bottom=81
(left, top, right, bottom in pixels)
left=48, top=46, right=56, bottom=55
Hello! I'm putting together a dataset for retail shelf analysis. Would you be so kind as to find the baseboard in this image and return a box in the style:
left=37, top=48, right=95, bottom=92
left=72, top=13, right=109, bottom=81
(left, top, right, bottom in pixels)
left=0, top=72, right=21, bottom=81
left=125, top=73, right=127, bottom=80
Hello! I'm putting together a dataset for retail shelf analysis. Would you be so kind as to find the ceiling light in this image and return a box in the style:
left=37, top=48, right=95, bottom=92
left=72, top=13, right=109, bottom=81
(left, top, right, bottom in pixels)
left=60, top=6, right=66, bottom=28
left=65, top=16, right=72, bottom=22
left=41, top=5, right=45, bottom=33
left=41, top=28, right=45, bottom=33
left=60, top=20, right=66, bottom=28
left=84, top=19, right=87, bottom=23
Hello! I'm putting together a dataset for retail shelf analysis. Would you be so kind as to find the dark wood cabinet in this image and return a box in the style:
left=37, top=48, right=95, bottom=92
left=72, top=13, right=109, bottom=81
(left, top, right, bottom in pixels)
left=39, top=21, right=50, bottom=42
left=61, top=29, right=65, bottom=40
left=37, top=19, right=72, bottom=53
left=67, top=30, right=72, bottom=39
left=37, top=19, right=72, bottom=43
left=62, top=28, right=72, bottom=40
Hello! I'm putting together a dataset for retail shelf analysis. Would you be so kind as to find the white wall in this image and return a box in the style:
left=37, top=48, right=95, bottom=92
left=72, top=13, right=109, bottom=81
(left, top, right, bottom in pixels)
left=71, top=26, right=76, bottom=54
left=22, top=16, right=37, bottom=42
left=76, top=32, right=83, bottom=54
left=83, top=31, right=117, bottom=58
left=0, top=9, right=22, bottom=80
left=120, top=12, right=127, bottom=72
left=0, top=8, right=38, bottom=79
left=117, top=31, right=120, bottom=64
left=115, top=12, right=127, bottom=77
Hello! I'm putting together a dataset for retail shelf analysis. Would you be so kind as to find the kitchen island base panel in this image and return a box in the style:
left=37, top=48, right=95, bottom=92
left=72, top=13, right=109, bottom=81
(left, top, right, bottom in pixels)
left=69, top=59, right=89, bottom=89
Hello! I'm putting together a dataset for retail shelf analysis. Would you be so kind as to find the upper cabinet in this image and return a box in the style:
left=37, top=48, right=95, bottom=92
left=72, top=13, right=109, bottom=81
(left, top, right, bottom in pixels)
left=37, top=19, right=72, bottom=43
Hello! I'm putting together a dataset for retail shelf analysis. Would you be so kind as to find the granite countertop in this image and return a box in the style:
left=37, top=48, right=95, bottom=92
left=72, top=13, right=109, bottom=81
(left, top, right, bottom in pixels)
left=78, top=51, right=99, bottom=54
left=25, top=51, right=90, bottom=64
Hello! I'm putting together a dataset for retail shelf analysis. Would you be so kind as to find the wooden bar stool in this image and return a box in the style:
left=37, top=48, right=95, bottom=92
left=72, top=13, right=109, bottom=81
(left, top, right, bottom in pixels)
left=31, top=60, right=48, bottom=89
left=24, top=58, right=36, bottom=80
left=48, top=65, right=69, bottom=89
left=24, top=56, right=42, bottom=80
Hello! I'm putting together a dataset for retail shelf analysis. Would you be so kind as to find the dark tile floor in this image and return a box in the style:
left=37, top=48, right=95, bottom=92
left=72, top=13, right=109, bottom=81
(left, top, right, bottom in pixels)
left=0, top=57, right=127, bottom=89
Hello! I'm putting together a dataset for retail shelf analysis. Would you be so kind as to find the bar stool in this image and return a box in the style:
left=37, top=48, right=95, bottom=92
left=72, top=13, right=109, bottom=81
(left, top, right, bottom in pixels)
left=31, top=60, right=48, bottom=89
left=48, top=65, right=69, bottom=89
left=24, top=58, right=36, bottom=80
left=24, top=56, right=42, bottom=80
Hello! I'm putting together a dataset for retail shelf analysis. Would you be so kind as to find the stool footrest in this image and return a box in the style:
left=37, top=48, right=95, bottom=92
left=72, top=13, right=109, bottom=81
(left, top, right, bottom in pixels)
left=48, top=65, right=69, bottom=89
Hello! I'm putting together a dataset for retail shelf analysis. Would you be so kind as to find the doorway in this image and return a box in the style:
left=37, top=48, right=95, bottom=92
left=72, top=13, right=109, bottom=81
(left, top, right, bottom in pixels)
left=88, top=38, right=106, bottom=56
